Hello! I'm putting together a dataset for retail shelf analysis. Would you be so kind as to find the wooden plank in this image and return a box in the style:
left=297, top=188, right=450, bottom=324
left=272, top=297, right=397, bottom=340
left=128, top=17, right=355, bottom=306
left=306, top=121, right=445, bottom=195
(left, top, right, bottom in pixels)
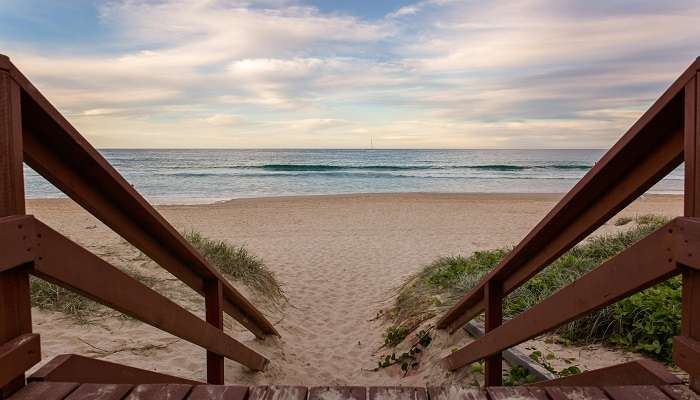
left=64, top=384, right=133, bottom=400
left=309, top=387, right=366, bottom=400
left=30, top=219, right=268, bottom=371
left=187, top=385, right=248, bottom=400
left=205, top=280, right=225, bottom=384
left=438, top=58, right=699, bottom=333
left=604, top=386, right=671, bottom=400
left=659, top=385, right=700, bottom=400
left=0, top=64, right=31, bottom=398
left=685, top=76, right=698, bottom=215
left=484, top=280, right=502, bottom=386
left=7, top=56, right=276, bottom=338
left=369, top=387, right=427, bottom=400
left=673, top=336, right=700, bottom=378
left=29, top=354, right=199, bottom=385
left=535, top=360, right=681, bottom=387
left=426, top=386, right=487, bottom=400
left=0, top=334, right=39, bottom=388
left=249, top=386, right=307, bottom=400
left=673, top=218, right=700, bottom=271
left=487, top=387, right=547, bottom=400
left=683, top=70, right=700, bottom=392
left=125, top=384, right=192, bottom=400
left=544, top=387, right=609, bottom=400
left=0, top=215, right=36, bottom=273
left=7, top=382, right=78, bottom=400
left=442, top=223, right=678, bottom=370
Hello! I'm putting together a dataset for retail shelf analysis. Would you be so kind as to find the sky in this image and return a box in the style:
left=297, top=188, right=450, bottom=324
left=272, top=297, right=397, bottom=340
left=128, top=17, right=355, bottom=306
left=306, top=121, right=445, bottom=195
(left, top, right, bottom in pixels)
left=1, top=1, right=700, bottom=149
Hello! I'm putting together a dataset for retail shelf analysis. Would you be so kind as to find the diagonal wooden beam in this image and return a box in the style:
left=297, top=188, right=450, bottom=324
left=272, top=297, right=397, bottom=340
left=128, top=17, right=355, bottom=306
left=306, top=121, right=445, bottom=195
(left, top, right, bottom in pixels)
left=438, top=58, right=699, bottom=333
left=20, top=216, right=269, bottom=371
left=442, top=221, right=679, bottom=371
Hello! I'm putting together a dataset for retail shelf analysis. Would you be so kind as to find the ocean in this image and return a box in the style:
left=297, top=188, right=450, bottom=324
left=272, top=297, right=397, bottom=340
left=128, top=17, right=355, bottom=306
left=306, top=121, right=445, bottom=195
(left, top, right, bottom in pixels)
left=24, top=149, right=683, bottom=204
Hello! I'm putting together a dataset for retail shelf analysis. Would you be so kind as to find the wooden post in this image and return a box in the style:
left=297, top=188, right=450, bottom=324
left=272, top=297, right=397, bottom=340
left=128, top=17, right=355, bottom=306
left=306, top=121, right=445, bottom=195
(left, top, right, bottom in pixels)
left=205, top=279, right=224, bottom=384
left=683, top=74, right=700, bottom=391
left=484, top=280, right=503, bottom=386
left=0, top=58, right=32, bottom=398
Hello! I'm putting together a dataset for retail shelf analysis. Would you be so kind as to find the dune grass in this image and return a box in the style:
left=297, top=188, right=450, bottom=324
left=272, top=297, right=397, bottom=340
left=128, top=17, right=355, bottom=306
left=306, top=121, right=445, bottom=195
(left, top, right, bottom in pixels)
left=387, top=214, right=681, bottom=362
left=184, top=230, right=285, bottom=303
left=30, top=231, right=283, bottom=321
left=30, top=277, right=99, bottom=323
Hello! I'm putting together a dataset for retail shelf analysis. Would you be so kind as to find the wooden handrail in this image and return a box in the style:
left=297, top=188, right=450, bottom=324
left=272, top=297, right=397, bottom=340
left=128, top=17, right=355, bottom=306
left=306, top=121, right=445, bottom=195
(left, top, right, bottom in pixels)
left=0, top=54, right=277, bottom=391
left=438, top=60, right=696, bottom=333
left=438, top=58, right=700, bottom=387
left=0, top=215, right=269, bottom=371
left=442, top=219, right=679, bottom=370
left=0, top=54, right=276, bottom=339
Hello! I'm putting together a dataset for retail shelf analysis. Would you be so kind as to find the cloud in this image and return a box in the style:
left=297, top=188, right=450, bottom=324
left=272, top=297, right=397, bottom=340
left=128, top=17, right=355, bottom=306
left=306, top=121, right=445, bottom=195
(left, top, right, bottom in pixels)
left=3, top=0, right=700, bottom=148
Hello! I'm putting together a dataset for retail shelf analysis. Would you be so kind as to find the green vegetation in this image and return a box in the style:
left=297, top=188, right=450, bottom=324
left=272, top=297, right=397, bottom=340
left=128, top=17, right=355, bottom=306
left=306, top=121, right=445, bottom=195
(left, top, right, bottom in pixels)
left=184, top=230, right=285, bottom=303
left=374, top=329, right=433, bottom=375
left=504, top=365, right=538, bottom=386
left=614, top=216, right=633, bottom=226
left=384, top=325, right=410, bottom=347
left=388, top=214, right=681, bottom=362
left=30, top=277, right=99, bottom=323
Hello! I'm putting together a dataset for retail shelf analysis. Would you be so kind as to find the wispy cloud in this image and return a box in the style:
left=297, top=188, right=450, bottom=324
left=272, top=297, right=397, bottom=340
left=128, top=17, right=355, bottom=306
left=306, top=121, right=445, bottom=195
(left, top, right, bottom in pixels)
left=2, top=0, right=699, bottom=148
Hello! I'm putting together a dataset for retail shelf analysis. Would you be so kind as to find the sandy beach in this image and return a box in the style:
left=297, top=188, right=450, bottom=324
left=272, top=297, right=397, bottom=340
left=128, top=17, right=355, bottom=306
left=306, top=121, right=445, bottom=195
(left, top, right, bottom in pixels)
left=26, top=193, right=684, bottom=386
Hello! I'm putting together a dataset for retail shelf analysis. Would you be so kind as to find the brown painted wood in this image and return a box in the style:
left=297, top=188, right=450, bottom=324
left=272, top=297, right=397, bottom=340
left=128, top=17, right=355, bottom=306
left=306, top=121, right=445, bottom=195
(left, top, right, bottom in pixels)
left=124, top=384, right=192, bottom=400
left=674, top=336, right=700, bottom=379
left=544, top=387, right=609, bottom=400
left=4, top=53, right=275, bottom=339
left=28, top=354, right=201, bottom=385
left=682, top=71, right=700, bottom=392
left=439, top=59, right=698, bottom=332
left=0, top=215, right=35, bottom=273
left=487, top=387, right=548, bottom=400
left=64, top=383, right=133, bottom=400
left=673, top=218, right=700, bottom=271
left=0, top=65, right=31, bottom=399
left=29, top=354, right=199, bottom=385
left=309, top=387, right=366, bottom=400
left=249, top=386, right=308, bottom=400
left=484, top=280, right=502, bottom=386
left=535, top=360, right=681, bottom=387
left=604, top=386, right=672, bottom=400
left=30, top=219, right=268, bottom=371
left=368, top=387, right=427, bottom=400
left=659, top=385, right=700, bottom=400
left=443, top=223, right=678, bottom=370
left=187, top=385, right=248, bottom=400
left=685, top=77, right=698, bottom=216
left=205, top=280, right=225, bottom=384
left=426, top=386, right=487, bottom=400
left=0, top=334, right=39, bottom=388
left=7, top=382, right=78, bottom=400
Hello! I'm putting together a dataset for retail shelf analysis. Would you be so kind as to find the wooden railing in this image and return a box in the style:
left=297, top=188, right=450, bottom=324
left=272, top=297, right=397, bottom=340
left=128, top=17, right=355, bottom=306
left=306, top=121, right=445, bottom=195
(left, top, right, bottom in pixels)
left=0, top=55, right=277, bottom=397
left=437, top=57, right=700, bottom=388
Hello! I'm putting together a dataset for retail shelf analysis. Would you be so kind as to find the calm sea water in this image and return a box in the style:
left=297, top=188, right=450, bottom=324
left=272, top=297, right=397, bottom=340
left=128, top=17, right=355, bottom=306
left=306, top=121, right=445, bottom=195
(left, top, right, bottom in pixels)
left=24, top=149, right=683, bottom=204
